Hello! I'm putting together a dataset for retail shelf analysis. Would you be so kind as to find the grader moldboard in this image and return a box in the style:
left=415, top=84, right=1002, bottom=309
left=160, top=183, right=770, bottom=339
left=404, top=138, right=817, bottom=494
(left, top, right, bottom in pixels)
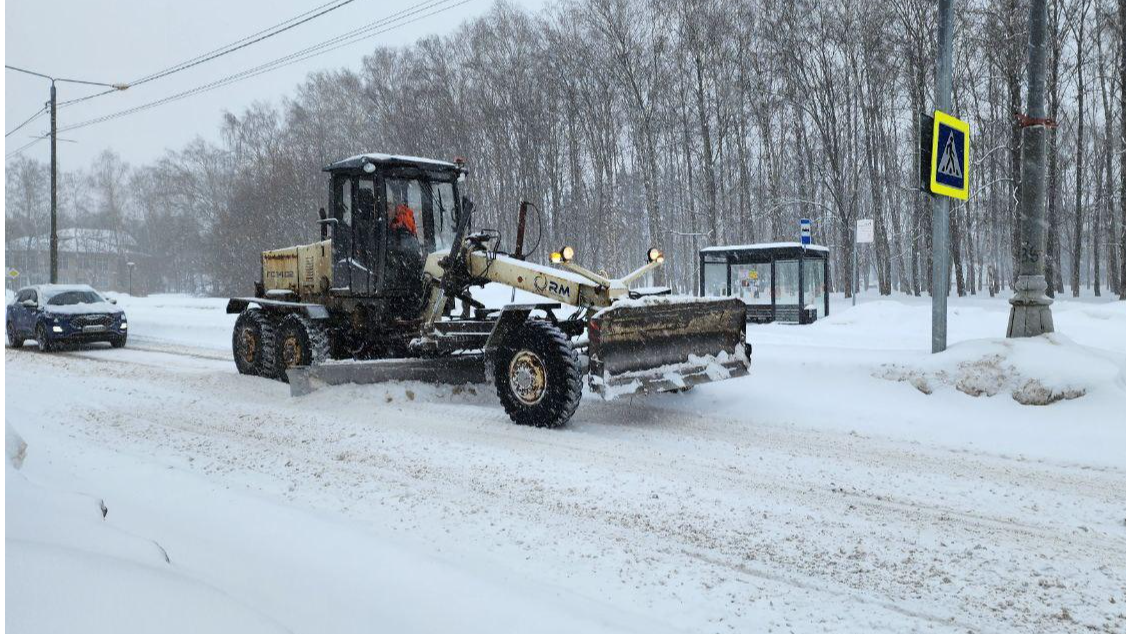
left=227, top=153, right=751, bottom=428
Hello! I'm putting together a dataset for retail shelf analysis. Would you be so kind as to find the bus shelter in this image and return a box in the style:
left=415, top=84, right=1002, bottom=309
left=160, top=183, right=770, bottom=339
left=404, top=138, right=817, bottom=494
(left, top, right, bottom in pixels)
left=699, top=243, right=830, bottom=324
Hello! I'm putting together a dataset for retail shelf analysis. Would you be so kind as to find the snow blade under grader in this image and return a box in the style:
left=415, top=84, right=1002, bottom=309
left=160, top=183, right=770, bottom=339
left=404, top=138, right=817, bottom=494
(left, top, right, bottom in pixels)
left=587, top=296, right=751, bottom=398
left=287, top=355, right=487, bottom=396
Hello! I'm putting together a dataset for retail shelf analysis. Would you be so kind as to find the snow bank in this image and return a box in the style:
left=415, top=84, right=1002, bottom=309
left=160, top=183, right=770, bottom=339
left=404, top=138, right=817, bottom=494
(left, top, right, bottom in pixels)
left=5, top=422, right=286, bottom=634
left=877, top=334, right=1122, bottom=405
left=654, top=294, right=1126, bottom=466
left=103, top=293, right=235, bottom=351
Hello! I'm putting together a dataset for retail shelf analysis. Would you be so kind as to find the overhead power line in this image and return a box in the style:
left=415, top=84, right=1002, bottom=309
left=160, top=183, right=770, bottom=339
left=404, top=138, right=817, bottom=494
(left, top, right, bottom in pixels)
left=59, top=0, right=470, bottom=134
left=128, top=0, right=358, bottom=88
left=5, top=106, right=46, bottom=138
left=57, top=0, right=359, bottom=109
left=5, top=136, right=44, bottom=160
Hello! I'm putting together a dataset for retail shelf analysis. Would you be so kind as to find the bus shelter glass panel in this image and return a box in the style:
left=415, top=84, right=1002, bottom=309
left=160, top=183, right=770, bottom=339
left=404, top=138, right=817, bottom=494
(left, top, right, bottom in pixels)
left=775, top=259, right=800, bottom=322
left=702, top=261, right=728, bottom=297
left=731, top=263, right=771, bottom=305
left=803, top=259, right=826, bottom=317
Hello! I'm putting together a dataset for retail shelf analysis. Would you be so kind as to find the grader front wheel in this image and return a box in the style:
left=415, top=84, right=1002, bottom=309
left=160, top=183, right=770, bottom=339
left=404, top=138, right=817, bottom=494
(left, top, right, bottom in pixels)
left=493, top=320, right=582, bottom=428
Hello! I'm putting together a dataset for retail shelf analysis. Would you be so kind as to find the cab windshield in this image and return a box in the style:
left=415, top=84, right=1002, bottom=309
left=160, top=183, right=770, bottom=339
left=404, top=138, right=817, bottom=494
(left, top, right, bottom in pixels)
left=383, top=175, right=458, bottom=253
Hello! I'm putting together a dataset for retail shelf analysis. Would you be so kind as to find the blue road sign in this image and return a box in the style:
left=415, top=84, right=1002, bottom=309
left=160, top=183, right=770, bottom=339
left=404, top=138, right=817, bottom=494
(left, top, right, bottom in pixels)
left=929, top=110, right=970, bottom=200
left=800, top=218, right=812, bottom=245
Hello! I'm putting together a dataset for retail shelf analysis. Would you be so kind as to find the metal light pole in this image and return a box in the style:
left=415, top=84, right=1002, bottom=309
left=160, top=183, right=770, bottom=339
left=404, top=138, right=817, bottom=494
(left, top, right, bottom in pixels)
left=127, top=261, right=136, bottom=296
left=5, top=66, right=127, bottom=284
left=1007, top=0, right=1056, bottom=337
left=931, top=0, right=955, bottom=353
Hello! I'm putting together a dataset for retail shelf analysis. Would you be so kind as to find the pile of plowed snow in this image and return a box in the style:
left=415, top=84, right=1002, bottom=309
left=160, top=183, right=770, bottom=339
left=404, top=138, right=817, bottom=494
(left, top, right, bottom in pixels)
left=877, top=334, right=1123, bottom=405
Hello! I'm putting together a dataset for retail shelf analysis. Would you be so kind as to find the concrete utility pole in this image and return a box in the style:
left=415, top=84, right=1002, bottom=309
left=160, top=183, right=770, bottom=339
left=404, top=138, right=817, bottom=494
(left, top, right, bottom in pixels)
left=1121, top=0, right=1126, bottom=300
left=931, top=0, right=955, bottom=353
left=50, top=82, right=57, bottom=283
left=4, top=66, right=127, bottom=284
left=1007, top=0, right=1056, bottom=336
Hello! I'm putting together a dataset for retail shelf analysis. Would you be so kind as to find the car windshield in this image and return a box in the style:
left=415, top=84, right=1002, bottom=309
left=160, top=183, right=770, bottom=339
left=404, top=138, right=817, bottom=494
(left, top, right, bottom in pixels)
left=47, top=290, right=103, bottom=306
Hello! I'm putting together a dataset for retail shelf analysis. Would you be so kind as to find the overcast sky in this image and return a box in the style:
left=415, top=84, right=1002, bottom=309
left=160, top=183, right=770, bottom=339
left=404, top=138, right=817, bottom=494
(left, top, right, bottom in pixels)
left=5, top=0, right=543, bottom=168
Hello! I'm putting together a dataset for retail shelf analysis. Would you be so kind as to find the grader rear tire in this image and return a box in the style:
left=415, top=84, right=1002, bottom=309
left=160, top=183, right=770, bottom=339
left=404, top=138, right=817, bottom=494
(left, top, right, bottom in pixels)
left=274, top=313, right=330, bottom=383
left=232, top=309, right=278, bottom=378
left=493, top=320, right=582, bottom=429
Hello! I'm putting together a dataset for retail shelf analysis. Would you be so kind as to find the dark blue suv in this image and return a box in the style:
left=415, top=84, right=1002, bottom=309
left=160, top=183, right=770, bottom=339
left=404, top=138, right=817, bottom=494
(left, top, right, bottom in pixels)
left=6, top=284, right=128, bottom=351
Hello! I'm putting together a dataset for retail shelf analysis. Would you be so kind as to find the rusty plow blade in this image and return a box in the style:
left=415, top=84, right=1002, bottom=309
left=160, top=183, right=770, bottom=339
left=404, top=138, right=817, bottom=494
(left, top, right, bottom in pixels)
left=587, top=297, right=751, bottom=399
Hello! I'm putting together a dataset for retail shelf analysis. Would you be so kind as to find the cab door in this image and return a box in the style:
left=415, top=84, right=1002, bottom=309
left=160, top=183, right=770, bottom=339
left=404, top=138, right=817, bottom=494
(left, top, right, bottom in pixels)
left=351, top=177, right=378, bottom=295
left=331, top=175, right=379, bottom=295
left=331, top=175, right=354, bottom=291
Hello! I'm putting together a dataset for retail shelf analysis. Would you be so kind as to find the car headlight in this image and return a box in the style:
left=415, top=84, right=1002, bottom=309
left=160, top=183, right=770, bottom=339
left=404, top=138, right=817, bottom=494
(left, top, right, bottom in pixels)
left=52, top=326, right=63, bottom=333
left=120, top=322, right=128, bottom=330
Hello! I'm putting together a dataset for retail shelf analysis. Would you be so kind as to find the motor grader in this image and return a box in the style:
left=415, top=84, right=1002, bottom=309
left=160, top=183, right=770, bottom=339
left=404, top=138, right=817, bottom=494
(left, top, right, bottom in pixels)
left=227, top=153, right=750, bottom=428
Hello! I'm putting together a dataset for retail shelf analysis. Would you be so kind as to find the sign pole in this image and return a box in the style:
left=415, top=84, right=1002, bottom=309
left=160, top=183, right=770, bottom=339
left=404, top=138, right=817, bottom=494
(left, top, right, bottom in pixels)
left=931, top=0, right=954, bottom=353
left=854, top=219, right=874, bottom=306
left=852, top=235, right=858, bottom=306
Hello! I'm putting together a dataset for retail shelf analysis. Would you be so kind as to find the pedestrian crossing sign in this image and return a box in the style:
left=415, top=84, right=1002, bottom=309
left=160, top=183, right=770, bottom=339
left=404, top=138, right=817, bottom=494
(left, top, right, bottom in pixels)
left=929, top=110, right=970, bottom=200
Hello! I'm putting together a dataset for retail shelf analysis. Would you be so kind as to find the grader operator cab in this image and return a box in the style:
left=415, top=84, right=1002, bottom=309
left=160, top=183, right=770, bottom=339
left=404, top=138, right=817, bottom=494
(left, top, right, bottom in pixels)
left=227, top=153, right=751, bottom=428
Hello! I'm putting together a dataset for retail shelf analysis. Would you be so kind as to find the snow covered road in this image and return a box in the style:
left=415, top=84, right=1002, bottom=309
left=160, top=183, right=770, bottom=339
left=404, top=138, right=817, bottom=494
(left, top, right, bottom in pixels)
left=6, top=293, right=1126, bottom=633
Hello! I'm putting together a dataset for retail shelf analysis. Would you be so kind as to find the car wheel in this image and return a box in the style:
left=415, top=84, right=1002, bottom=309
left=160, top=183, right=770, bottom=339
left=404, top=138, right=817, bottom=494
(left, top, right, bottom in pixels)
left=111, top=335, right=127, bottom=348
left=6, top=321, right=24, bottom=348
left=35, top=323, right=53, bottom=352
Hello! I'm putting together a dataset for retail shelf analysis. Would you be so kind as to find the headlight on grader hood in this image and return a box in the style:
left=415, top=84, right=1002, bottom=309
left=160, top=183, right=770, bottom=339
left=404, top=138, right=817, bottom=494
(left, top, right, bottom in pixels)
left=647, top=247, right=664, bottom=263
left=551, top=246, right=575, bottom=264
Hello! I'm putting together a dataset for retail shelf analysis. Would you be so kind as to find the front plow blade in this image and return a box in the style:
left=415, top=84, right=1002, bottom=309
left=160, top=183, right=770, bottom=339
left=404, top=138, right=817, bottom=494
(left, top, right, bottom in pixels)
left=587, top=297, right=750, bottom=399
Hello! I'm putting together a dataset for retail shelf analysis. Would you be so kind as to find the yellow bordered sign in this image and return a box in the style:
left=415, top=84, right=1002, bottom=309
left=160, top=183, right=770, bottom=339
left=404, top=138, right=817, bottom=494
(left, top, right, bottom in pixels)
left=929, top=110, right=970, bottom=200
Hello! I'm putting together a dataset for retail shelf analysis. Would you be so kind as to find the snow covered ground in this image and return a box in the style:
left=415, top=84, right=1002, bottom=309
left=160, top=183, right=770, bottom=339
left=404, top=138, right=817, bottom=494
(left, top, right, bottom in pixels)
left=6, top=289, right=1126, bottom=633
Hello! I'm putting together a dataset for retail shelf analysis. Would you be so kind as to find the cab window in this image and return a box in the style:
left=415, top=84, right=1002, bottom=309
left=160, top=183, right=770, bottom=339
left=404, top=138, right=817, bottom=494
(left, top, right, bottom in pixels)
left=431, top=181, right=457, bottom=252
left=336, top=177, right=353, bottom=226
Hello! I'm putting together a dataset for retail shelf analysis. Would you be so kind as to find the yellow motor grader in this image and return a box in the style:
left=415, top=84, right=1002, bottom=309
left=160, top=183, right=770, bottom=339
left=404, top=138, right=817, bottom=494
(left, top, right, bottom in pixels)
left=227, top=153, right=750, bottom=428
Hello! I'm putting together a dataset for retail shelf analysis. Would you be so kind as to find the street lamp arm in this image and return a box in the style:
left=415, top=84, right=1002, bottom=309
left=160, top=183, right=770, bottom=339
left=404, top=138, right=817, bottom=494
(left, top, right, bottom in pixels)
left=6, top=65, right=128, bottom=89
left=55, top=77, right=129, bottom=90
left=5, top=65, right=53, bottom=81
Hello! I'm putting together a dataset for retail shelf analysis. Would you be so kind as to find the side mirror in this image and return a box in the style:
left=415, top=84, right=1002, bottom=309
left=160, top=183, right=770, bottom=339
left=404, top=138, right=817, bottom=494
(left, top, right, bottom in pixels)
left=20, top=299, right=37, bottom=309
left=317, top=217, right=339, bottom=237
left=108, top=298, right=118, bottom=305
left=318, top=207, right=331, bottom=240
